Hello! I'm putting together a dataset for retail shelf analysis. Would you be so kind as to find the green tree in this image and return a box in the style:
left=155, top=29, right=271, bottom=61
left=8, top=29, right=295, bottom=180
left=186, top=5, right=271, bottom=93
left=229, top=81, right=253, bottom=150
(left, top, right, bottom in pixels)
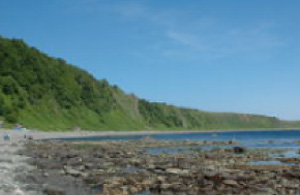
left=5, top=111, right=18, bottom=123
left=0, top=94, right=5, bottom=115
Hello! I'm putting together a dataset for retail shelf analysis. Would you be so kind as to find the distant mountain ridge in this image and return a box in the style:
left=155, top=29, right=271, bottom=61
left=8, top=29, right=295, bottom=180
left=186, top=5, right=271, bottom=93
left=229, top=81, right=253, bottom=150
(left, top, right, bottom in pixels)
left=0, top=35, right=299, bottom=131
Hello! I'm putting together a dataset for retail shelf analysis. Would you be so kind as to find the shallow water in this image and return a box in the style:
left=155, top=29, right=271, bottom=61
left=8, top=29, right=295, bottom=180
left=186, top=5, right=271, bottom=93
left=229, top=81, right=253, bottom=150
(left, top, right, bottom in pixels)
left=59, top=129, right=300, bottom=143
left=270, top=149, right=300, bottom=158
left=147, top=146, right=197, bottom=155
left=135, top=190, right=150, bottom=195
left=250, top=160, right=295, bottom=166
left=59, top=129, right=300, bottom=156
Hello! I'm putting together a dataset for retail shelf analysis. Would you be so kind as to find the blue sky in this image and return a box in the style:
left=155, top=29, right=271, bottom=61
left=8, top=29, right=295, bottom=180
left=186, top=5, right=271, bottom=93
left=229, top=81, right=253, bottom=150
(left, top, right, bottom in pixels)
left=1, top=0, right=299, bottom=120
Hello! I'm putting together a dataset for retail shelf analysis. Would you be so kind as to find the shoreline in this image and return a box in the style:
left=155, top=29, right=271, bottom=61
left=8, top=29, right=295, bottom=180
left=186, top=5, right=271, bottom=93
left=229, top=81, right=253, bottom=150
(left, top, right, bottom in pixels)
left=1, top=128, right=300, bottom=194
left=1, top=128, right=300, bottom=142
left=21, top=137, right=300, bottom=195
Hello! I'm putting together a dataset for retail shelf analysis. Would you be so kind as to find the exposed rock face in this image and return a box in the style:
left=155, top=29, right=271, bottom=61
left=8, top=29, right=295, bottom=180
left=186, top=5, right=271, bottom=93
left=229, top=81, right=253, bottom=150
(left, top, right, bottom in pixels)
left=18, top=139, right=300, bottom=195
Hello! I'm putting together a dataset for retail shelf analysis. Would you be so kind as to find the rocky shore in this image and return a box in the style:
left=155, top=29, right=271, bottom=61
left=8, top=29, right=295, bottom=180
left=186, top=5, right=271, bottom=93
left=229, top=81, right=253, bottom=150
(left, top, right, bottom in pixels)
left=0, top=141, right=40, bottom=195
left=15, top=138, right=300, bottom=195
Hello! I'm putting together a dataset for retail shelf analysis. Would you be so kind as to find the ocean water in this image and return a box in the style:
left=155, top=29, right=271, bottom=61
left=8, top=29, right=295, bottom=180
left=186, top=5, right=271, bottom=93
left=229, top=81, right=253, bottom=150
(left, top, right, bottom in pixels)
left=57, top=130, right=300, bottom=155
left=59, top=129, right=300, bottom=147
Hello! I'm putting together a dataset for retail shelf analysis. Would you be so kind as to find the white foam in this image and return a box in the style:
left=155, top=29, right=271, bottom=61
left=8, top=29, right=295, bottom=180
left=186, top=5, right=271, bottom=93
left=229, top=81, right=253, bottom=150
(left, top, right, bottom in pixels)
left=0, top=142, right=42, bottom=195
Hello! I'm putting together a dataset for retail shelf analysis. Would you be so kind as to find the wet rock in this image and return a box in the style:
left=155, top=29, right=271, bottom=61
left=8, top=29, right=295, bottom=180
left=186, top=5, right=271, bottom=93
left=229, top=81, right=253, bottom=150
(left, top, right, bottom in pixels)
left=228, top=140, right=238, bottom=145
left=233, top=146, right=246, bottom=154
left=43, top=185, right=65, bottom=195
left=21, top=140, right=300, bottom=195
left=268, top=140, right=274, bottom=144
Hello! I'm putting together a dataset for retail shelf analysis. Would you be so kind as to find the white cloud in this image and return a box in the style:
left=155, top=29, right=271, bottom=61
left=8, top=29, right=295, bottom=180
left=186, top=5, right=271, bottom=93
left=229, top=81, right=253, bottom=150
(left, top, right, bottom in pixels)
left=164, top=22, right=284, bottom=60
left=67, top=1, right=285, bottom=61
left=114, top=3, right=284, bottom=60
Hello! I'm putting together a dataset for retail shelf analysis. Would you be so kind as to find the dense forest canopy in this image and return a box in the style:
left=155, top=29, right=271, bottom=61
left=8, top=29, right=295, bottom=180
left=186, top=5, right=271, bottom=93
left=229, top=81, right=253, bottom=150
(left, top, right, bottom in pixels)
left=0, top=36, right=298, bottom=131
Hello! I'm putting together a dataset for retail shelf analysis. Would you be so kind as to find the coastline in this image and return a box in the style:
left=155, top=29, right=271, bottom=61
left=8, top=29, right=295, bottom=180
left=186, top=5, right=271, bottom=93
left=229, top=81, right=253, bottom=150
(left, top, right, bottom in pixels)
left=19, top=134, right=300, bottom=195
left=1, top=128, right=300, bottom=194
left=1, top=128, right=300, bottom=141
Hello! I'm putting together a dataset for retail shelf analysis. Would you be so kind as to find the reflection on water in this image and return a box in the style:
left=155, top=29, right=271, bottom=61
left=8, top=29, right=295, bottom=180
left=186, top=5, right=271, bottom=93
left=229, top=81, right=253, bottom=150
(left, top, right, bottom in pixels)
left=270, top=149, right=300, bottom=158
left=147, top=146, right=196, bottom=155
left=147, top=143, right=300, bottom=156
left=250, top=160, right=295, bottom=166
left=135, top=190, right=150, bottom=195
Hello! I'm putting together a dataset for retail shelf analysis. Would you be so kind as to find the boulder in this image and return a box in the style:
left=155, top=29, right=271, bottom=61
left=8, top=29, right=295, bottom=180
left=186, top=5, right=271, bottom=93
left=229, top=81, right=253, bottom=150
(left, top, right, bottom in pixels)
left=233, top=146, right=246, bottom=154
left=222, top=179, right=238, bottom=186
left=166, top=168, right=190, bottom=175
left=43, top=185, right=65, bottom=195
left=64, top=166, right=83, bottom=177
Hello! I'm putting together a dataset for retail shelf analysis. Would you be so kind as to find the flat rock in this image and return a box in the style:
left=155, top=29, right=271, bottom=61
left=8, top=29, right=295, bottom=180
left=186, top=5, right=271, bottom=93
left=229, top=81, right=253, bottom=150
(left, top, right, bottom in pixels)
left=166, top=168, right=190, bottom=175
left=43, top=185, right=65, bottom=195
left=222, top=179, right=239, bottom=186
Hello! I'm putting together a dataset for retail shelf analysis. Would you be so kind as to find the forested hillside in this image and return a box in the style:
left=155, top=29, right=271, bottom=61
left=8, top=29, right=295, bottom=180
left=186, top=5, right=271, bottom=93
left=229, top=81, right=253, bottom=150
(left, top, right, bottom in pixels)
left=0, top=36, right=298, bottom=131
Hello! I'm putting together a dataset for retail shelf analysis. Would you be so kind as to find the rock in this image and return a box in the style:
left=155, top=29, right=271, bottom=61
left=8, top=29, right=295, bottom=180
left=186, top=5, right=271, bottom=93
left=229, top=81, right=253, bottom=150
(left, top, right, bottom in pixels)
left=13, top=188, right=25, bottom=195
left=204, top=170, right=218, bottom=178
left=23, top=139, right=300, bottom=195
left=43, top=172, right=49, bottom=177
left=80, top=172, right=89, bottom=178
left=43, top=185, right=65, bottom=195
left=222, top=179, right=238, bottom=186
left=205, top=154, right=215, bottom=159
left=157, top=176, right=166, bottom=182
left=294, top=140, right=300, bottom=144
left=233, top=146, right=246, bottom=154
left=64, top=166, right=82, bottom=177
left=228, top=140, right=238, bottom=144
left=166, top=168, right=190, bottom=175
left=204, top=170, right=223, bottom=183
left=84, top=162, right=94, bottom=169
left=66, top=157, right=83, bottom=166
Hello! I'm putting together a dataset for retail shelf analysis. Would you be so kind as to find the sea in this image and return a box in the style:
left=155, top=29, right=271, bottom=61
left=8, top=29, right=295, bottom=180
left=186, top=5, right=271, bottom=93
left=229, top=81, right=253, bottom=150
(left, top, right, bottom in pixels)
left=58, top=129, right=300, bottom=155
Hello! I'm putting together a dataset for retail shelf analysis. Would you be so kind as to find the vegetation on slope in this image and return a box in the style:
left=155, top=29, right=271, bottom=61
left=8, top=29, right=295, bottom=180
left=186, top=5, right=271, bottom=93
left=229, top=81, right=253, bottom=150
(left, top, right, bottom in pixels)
left=0, top=36, right=298, bottom=131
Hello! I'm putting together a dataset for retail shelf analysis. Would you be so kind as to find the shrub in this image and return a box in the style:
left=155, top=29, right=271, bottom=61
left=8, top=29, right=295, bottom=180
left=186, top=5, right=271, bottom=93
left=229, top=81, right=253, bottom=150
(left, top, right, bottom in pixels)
left=5, top=110, right=18, bottom=123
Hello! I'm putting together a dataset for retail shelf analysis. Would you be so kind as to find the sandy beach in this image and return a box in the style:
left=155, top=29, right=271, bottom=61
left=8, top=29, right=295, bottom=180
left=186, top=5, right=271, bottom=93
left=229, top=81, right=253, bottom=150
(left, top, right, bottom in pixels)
left=1, top=128, right=299, bottom=143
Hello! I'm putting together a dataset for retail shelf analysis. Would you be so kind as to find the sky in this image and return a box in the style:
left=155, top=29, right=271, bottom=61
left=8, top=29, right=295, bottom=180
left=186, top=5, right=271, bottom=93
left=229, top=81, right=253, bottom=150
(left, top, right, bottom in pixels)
left=0, top=0, right=300, bottom=120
